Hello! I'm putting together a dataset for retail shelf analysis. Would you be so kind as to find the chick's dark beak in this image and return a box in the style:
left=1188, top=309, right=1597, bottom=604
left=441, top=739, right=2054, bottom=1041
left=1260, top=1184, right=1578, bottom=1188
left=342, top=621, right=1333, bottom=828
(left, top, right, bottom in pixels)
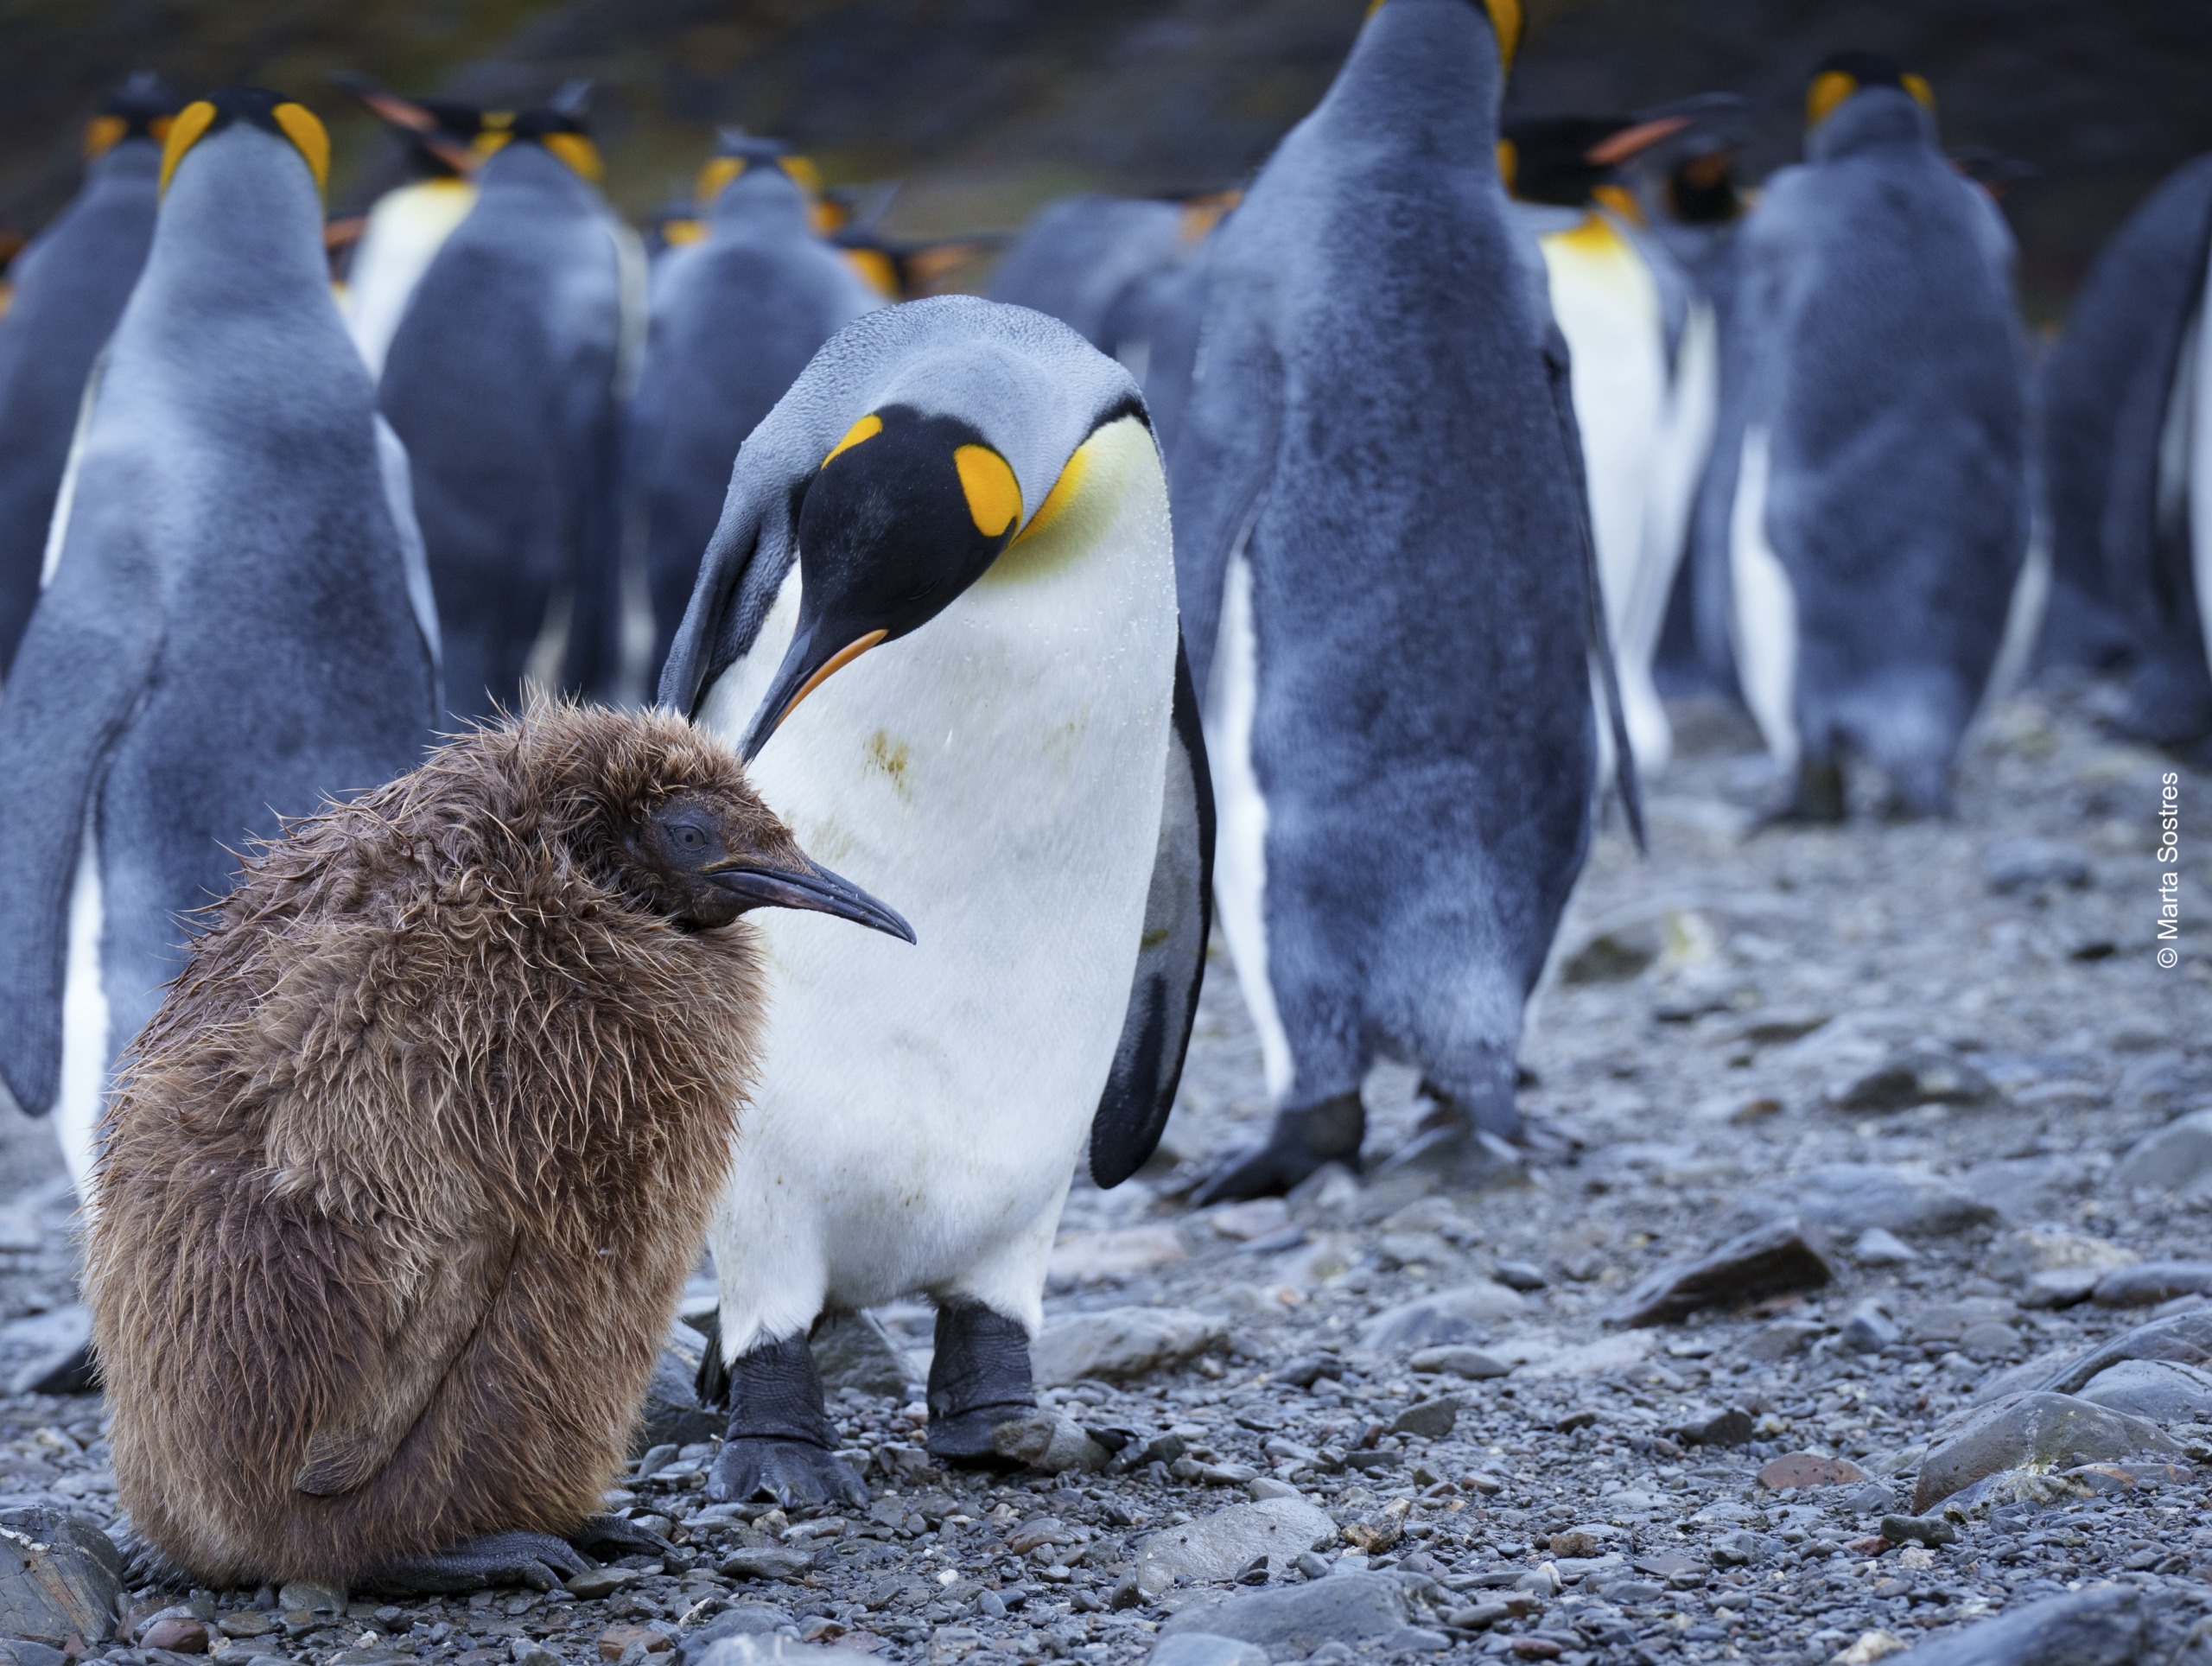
left=701, top=851, right=915, bottom=943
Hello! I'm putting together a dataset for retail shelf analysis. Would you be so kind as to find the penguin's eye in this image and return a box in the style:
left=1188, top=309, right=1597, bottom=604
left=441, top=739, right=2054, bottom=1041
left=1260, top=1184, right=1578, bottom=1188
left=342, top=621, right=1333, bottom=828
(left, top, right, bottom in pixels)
left=676, top=826, right=705, bottom=849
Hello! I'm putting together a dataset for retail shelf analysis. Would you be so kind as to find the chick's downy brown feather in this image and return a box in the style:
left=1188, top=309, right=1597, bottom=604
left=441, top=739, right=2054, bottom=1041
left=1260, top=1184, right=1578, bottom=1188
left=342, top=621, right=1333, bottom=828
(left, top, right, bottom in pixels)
left=88, top=702, right=769, bottom=1587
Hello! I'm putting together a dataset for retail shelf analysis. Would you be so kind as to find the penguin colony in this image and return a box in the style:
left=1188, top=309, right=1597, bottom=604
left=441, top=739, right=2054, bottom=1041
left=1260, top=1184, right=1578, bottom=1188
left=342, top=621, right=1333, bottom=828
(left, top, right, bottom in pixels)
left=0, top=0, right=2186, bottom=1587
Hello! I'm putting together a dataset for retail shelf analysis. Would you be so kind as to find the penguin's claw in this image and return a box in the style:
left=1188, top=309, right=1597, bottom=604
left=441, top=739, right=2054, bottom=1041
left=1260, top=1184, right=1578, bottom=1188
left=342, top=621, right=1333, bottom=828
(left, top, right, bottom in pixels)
left=706, top=1437, right=868, bottom=1509
left=569, top=1512, right=671, bottom=1560
left=359, top=1530, right=591, bottom=1596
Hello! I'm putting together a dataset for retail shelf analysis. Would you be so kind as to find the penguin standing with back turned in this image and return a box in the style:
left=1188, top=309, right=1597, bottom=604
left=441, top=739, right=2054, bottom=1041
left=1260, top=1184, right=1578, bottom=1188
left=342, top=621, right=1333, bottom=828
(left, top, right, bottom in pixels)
left=0, top=88, right=441, bottom=1190
left=1165, top=0, right=1626, bottom=1202
left=1724, top=54, right=2029, bottom=817
left=630, top=132, right=879, bottom=678
left=379, top=90, right=645, bottom=722
left=661, top=296, right=1212, bottom=1504
left=0, top=74, right=181, bottom=680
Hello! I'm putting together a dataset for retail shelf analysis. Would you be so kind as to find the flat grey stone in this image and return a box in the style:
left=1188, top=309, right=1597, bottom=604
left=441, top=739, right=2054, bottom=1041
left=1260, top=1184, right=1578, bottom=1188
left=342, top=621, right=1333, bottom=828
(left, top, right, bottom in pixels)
left=2108, top=1108, right=2212, bottom=1200
left=1914, top=1392, right=2183, bottom=1510
left=1136, top=1497, right=1336, bottom=1586
left=1882, top=1584, right=2140, bottom=1665
left=1960, top=1158, right=2092, bottom=1225
left=810, top=1310, right=912, bottom=1397
left=276, top=1578, right=344, bottom=1614
left=1983, top=839, right=2092, bottom=894
left=1827, top=1049, right=1997, bottom=1112
left=1033, top=1307, right=1227, bottom=1385
left=2091, top=1261, right=2212, bottom=1307
left=1389, top=1398, right=1459, bottom=1439
left=1852, top=1227, right=1918, bottom=1266
left=1358, top=1281, right=1526, bottom=1352
left=1743, top=1319, right=1825, bottom=1362
left=695, top=1640, right=845, bottom=1666
left=991, top=1411, right=1109, bottom=1473
left=2034, top=1307, right=2212, bottom=1394
left=717, top=1546, right=817, bottom=1582
left=0, top=1309, right=93, bottom=1398
left=2019, top=1268, right=2103, bottom=1309
left=1147, top=1635, right=1268, bottom=1666
left=1158, top=1571, right=1410, bottom=1650
left=1779, top=1165, right=1998, bottom=1238
left=2075, top=1358, right=2212, bottom=1423
left=1612, top=1217, right=1834, bottom=1327
left=0, top=1507, right=119, bottom=1644
left=1407, top=1345, right=1509, bottom=1379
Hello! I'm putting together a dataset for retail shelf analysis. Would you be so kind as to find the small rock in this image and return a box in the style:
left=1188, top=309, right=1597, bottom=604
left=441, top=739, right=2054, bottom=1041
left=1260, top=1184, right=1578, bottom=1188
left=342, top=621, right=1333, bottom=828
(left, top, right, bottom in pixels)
left=1744, top=1320, right=1825, bottom=1362
left=2091, top=1261, right=2212, bottom=1307
left=1278, top=1352, right=1345, bottom=1388
left=1389, top=1398, right=1459, bottom=1440
left=568, top=1567, right=648, bottom=1599
left=1156, top=1571, right=1416, bottom=1653
left=141, top=1618, right=210, bottom=1654
left=0, top=1644, right=67, bottom=1666
left=1560, top=919, right=1664, bottom=983
left=1148, top=1637, right=1268, bottom=1666
left=1982, top=839, right=2091, bottom=894
left=695, top=1641, right=845, bottom=1666
left=1491, top=1261, right=1548, bottom=1291
left=679, top=1607, right=802, bottom=1666
left=1, top=1310, right=95, bottom=1398
left=1987, top=1228, right=2139, bottom=1282
left=1612, top=1216, right=1834, bottom=1327
left=1674, top=1406, right=1754, bottom=1447
left=2018, top=1269, right=2103, bottom=1309
left=810, top=1311, right=912, bottom=1398
left=1407, top=1345, right=1509, bottom=1379
left=217, top=1614, right=276, bottom=1639
left=1050, top=1226, right=1189, bottom=1287
left=1357, top=1281, right=1526, bottom=1352
left=1247, top=1478, right=1300, bottom=1502
left=990, top=1412, right=1109, bottom=1474
left=1851, top=1228, right=1917, bottom=1267
left=1832, top=1635, right=1910, bottom=1664
left=717, top=1547, right=817, bottom=1583
left=0, top=1508, right=122, bottom=1645
left=2075, top=1358, right=2212, bottom=1423
left=2108, top=1109, right=2212, bottom=1199
left=512, top=1644, right=561, bottom=1666
left=275, top=1579, right=344, bottom=1614
left=1878, top=1516, right=1955, bottom=1548
left=1958, top=1321, right=2024, bottom=1358
left=1777, top=1165, right=1998, bottom=1238
left=1827, top=1050, right=1996, bottom=1113
left=1135, top=1497, right=1337, bottom=1587
left=1840, top=1302, right=1902, bottom=1353
left=1758, top=1453, right=1869, bottom=1490
left=2033, top=1307, right=2212, bottom=1394
left=1734, top=1008, right=1832, bottom=1046
left=1913, top=1391, right=2184, bottom=1510
left=601, top=1626, right=673, bottom=1661
left=1033, top=1307, right=1227, bottom=1385
left=1208, top=1199, right=1292, bottom=1241
left=1873, top=1584, right=2140, bottom=1665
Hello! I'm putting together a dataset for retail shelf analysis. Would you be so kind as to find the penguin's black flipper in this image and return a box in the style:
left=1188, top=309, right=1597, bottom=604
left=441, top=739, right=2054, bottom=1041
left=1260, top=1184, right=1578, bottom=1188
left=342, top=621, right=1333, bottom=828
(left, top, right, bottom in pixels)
left=1088, top=636, right=1217, bottom=1189
left=0, top=445, right=162, bottom=1116
left=1541, top=327, right=1647, bottom=853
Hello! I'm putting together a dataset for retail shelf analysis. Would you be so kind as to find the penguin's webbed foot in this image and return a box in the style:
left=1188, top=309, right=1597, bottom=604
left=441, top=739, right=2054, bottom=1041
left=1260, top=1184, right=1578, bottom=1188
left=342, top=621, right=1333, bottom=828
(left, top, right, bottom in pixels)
left=358, top=1530, right=589, bottom=1596
left=569, top=1512, right=671, bottom=1560
left=926, top=1299, right=1038, bottom=1470
left=1190, top=1091, right=1365, bottom=1205
left=708, top=1437, right=869, bottom=1508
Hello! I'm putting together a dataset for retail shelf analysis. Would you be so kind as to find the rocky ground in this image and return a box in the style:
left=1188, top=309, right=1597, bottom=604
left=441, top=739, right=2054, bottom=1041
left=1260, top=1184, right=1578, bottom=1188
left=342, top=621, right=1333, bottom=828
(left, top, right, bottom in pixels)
left=0, top=684, right=2206, bottom=1666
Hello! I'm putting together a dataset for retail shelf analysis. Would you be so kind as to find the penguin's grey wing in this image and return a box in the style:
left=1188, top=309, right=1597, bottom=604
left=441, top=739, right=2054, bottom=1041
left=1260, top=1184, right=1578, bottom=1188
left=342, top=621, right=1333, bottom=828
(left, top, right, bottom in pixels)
left=1542, top=322, right=1646, bottom=850
left=294, top=1228, right=514, bottom=1496
left=1089, top=635, right=1216, bottom=1189
left=0, top=472, right=163, bottom=1116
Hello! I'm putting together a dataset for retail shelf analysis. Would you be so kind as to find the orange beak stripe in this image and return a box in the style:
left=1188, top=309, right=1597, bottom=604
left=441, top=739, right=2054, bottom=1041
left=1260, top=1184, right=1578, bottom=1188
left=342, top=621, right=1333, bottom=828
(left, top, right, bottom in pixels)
left=775, top=629, right=887, bottom=732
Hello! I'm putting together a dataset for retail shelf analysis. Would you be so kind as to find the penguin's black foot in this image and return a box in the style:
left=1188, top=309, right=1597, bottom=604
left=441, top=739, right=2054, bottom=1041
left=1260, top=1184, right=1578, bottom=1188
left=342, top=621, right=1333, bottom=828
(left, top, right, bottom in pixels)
left=1190, top=1092, right=1366, bottom=1205
left=1750, top=755, right=1847, bottom=829
left=359, top=1530, right=589, bottom=1596
left=927, top=1299, right=1036, bottom=1469
left=707, top=1438, right=868, bottom=1508
left=569, top=1512, right=671, bottom=1560
left=704, top=1330, right=866, bottom=1507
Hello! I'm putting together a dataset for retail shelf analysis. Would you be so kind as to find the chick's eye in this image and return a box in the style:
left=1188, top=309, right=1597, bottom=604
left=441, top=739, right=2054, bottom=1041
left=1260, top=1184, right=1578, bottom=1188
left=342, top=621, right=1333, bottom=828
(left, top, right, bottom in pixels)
left=677, top=826, right=704, bottom=848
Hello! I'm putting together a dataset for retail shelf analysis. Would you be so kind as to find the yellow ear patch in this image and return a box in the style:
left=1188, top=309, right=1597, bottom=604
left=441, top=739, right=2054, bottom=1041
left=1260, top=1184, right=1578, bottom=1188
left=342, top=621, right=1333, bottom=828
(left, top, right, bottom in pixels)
left=843, top=248, right=901, bottom=298
left=1902, top=72, right=1936, bottom=111
left=1806, top=70, right=1856, bottom=128
left=696, top=156, right=745, bottom=202
left=84, top=116, right=127, bottom=161
left=823, top=413, right=882, bottom=468
left=158, top=100, right=218, bottom=195
left=1483, top=0, right=1522, bottom=70
left=954, top=445, right=1022, bottom=539
left=1495, top=137, right=1518, bottom=193
left=982, top=416, right=1156, bottom=588
left=543, top=132, right=604, bottom=181
left=779, top=155, right=823, bottom=196
left=273, top=103, right=329, bottom=194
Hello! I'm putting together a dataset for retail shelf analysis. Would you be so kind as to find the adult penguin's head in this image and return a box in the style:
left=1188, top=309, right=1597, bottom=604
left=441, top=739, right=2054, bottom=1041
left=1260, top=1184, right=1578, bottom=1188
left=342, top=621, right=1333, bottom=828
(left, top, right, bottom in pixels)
left=1805, top=51, right=1935, bottom=130
left=736, top=404, right=1033, bottom=760
left=158, top=87, right=330, bottom=200
left=84, top=73, right=184, bottom=162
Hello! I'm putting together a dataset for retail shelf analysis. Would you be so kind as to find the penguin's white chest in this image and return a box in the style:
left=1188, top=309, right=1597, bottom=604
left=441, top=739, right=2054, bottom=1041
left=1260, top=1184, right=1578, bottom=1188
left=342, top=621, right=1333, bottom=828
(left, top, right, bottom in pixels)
left=696, top=420, right=1176, bottom=1329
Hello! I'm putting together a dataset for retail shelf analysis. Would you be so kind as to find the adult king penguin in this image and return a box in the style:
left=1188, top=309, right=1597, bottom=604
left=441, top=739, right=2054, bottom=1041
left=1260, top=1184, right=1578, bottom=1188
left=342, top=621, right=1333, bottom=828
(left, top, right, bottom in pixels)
left=1725, top=54, right=2029, bottom=817
left=0, top=74, right=181, bottom=680
left=631, top=133, right=879, bottom=677
left=333, top=77, right=485, bottom=380
left=0, top=87, right=441, bottom=1191
left=2035, top=152, right=2212, bottom=748
left=661, top=296, right=1213, bottom=1505
left=1503, top=113, right=1716, bottom=777
left=1169, top=0, right=1622, bottom=1204
left=379, top=92, right=645, bottom=723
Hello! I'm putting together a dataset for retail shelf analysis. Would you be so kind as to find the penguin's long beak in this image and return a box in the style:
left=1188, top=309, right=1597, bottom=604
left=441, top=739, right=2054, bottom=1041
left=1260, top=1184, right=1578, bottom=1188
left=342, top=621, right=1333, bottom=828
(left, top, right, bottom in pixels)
left=737, top=621, right=887, bottom=761
left=699, top=852, right=915, bottom=943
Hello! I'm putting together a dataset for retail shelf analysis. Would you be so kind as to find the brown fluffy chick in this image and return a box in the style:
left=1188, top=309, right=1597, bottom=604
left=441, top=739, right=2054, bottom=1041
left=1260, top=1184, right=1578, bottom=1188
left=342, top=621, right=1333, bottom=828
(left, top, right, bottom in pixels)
left=86, top=701, right=910, bottom=1593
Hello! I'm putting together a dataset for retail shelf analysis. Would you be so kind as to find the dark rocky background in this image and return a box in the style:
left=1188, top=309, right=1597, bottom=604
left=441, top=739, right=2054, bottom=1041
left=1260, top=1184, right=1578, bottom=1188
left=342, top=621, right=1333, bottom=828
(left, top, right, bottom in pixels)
left=3, top=0, right=2211, bottom=317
